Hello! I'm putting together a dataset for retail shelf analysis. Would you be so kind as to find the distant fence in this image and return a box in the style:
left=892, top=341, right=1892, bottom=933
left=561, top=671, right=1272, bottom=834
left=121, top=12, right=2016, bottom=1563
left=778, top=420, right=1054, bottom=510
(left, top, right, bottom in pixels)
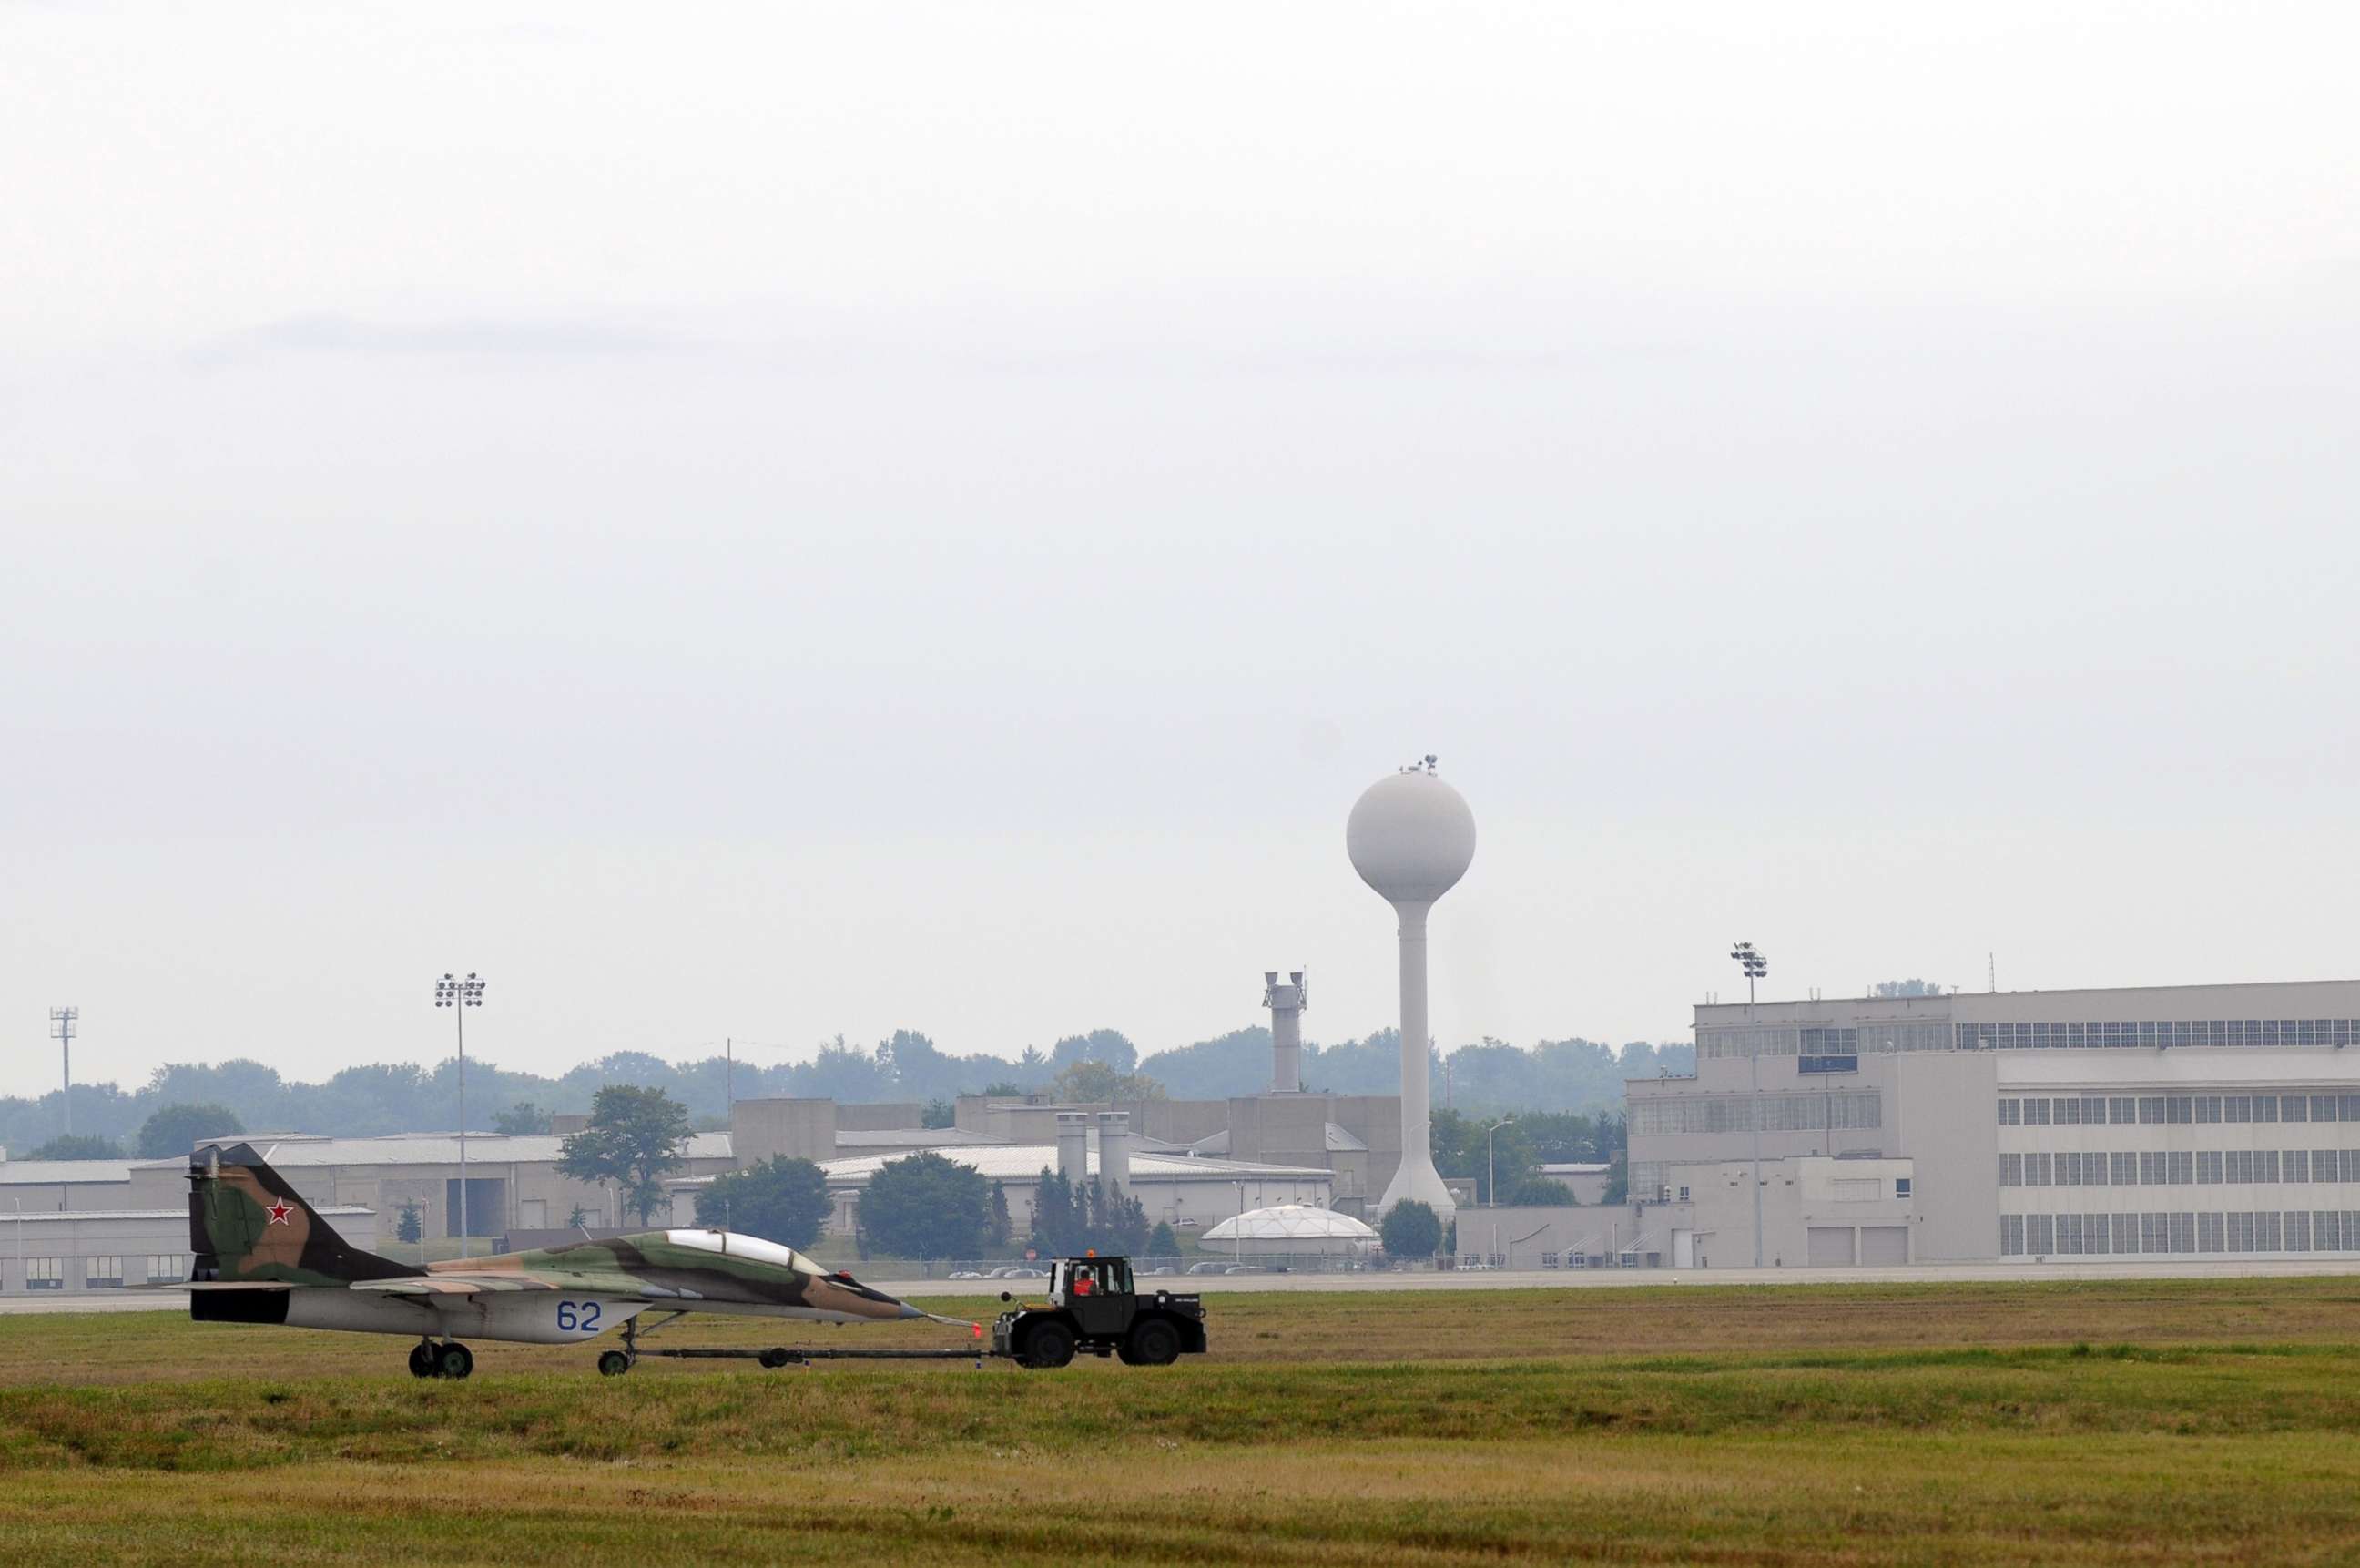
left=890, top=1250, right=1668, bottom=1278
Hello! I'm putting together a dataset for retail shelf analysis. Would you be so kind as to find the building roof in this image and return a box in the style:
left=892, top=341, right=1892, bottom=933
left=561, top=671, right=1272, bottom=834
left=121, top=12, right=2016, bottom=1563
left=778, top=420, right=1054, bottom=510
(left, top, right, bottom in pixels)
left=0, top=1160, right=135, bottom=1186
left=1201, top=1204, right=1377, bottom=1243
left=1537, top=1162, right=1611, bottom=1176
left=135, top=1132, right=736, bottom=1169
left=1187, top=1125, right=1364, bottom=1156
left=831, top=1127, right=1009, bottom=1149
left=817, top=1143, right=1331, bottom=1186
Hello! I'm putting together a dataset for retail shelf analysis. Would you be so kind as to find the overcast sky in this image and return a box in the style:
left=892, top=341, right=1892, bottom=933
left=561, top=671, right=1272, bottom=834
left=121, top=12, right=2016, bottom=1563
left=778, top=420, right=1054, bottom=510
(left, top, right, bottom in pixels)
left=4, top=4, right=2356, bottom=1099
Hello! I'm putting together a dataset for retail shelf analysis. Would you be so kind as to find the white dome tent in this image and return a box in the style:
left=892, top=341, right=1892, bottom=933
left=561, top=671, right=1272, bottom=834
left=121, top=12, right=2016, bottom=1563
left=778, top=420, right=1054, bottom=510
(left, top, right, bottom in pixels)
left=1199, top=1204, right=1378, bottom=1259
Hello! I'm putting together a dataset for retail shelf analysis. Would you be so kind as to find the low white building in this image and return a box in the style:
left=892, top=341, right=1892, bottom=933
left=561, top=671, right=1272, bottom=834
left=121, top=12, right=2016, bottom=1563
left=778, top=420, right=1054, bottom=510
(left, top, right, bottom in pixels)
left=0, top=1205, right=378, bottom=1295
left=804, top=1134, right=1334, bottom=1238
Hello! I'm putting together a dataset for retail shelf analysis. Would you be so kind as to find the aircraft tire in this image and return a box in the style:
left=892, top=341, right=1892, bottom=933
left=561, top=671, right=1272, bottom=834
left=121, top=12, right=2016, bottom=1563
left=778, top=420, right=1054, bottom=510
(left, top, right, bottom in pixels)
left=436, top=1342, right=474, bottom=1380
left=597, top=1350, right=633, bottom=1377
left=1022, top=1320, right=1076, bottom=1369
left=408, top=1343, right=437, bottom=1379
left=758, top=1348, right=791, bottom=1369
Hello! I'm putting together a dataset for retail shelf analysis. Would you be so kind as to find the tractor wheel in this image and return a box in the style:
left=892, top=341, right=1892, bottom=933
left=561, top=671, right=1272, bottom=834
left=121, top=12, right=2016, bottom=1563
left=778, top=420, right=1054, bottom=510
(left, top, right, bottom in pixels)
left=435, top=1342, right=474, bottom=1380
left=597, top=1350, right=633, bottom=1377
left=1124, top=1319, right=1182, bottom=1367
left=1022, top=1320, right=1076, bottom=1369
left=758, top=1348, right=791, bottom=1369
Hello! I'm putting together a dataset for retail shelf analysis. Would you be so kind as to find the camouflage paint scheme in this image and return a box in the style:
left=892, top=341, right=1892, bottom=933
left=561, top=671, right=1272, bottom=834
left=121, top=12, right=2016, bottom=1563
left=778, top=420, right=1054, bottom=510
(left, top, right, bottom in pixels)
left=188, top=1143, right=923, bottom=1345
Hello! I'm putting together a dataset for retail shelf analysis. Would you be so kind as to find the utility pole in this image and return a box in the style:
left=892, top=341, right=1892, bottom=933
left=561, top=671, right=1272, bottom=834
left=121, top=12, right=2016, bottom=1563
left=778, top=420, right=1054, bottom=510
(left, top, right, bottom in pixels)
left=48, top=1009, right=77, bottom=1136
left=1730, top=943, right=1768, bottom=1268
left=433, top=973, right=485, bottom=1257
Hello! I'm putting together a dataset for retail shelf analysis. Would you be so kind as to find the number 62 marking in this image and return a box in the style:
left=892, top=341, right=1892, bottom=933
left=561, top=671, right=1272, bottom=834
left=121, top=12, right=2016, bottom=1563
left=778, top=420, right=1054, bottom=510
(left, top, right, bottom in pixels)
left=556, top=1300, right=602, bottom=1332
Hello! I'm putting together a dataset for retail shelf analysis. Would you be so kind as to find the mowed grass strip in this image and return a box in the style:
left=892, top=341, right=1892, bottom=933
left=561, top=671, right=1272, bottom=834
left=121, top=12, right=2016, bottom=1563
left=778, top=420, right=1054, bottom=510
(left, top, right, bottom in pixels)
left=5, top=1283, right=2360, bottom=1565
left=3, top=1342, right=2359, bottom=1471
left=12, top=1273, right=2360, bottom=1387
left=2, top=1436, right=2358, bottom=1567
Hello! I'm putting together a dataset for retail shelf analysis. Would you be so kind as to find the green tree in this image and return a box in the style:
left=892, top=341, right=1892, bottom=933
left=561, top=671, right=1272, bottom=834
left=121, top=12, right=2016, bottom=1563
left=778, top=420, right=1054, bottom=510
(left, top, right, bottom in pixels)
left=28, top=1133, right=123, bottom=1160
left=566, top=1203, right=591, bottom=1230
left=981, top=1080, right=1024, bottom=1097
left=986, top=1181, right=1012, bottom=1249
left=556, top=1084, right=692, bottom=1225
left=857, top=1151, right=989, bottom=1260
left=395, top=1200, right=422, bottom=1244
left=1379, top=1200, right=1442, bottom=1258
left=137, top=1102, right=245, bottom=1159
left=694, top=1156, right=832, bottom=1249
left=1049, top=1059, right=1165, bottom=1103
left=921, top=1098, right=956, bottom=1129
left=1147, top=1220, right=1180, bottom=1258
left=493, top=1101, right=552, bottom=1135
left=1029, top=1168, right=1075, bottom=1254
left=1503, top=1176, right=1576, bottom=1206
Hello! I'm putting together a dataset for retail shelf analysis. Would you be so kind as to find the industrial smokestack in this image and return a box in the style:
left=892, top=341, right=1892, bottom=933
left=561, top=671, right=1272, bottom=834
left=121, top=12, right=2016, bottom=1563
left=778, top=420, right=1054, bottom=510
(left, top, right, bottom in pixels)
left=1055, top=1111, right=1089, bottom=1185
left=1095, top=1110, right=1131, bottom=1195
left=1265, top=970, right=1307, bottom=1093
left=1347, top=757, right=1476, bottom=1219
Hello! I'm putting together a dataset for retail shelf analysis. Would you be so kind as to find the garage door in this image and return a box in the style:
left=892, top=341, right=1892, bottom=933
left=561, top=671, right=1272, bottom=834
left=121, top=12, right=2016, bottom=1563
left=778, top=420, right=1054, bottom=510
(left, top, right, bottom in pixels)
left=1806, top=1227, right=1855, bottom=1266
left=1858, top=1226, right=1909, bottom=1265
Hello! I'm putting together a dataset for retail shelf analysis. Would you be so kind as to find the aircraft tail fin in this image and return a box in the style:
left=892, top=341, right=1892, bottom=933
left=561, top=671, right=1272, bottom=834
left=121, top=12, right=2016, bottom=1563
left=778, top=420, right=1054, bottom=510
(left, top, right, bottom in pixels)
left=188, top=1143, right=419, bottom=1285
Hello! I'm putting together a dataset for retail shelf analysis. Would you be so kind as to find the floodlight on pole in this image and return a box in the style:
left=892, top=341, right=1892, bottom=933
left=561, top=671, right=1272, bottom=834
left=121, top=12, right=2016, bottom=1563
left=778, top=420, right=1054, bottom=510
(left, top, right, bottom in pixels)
left=1729, top=942, right=1768, bottom=1266
left=48, top=1009, right=77, bottom=1137
left=1485, top=1115, right=1514, bottom=1208
left=433, top=972, right=486, bottom=1257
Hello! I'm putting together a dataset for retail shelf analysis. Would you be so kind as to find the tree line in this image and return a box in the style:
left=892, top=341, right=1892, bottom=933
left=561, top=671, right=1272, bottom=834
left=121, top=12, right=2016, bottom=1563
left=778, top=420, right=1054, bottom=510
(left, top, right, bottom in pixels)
left=1, top=1027, right=1690, bottom=1156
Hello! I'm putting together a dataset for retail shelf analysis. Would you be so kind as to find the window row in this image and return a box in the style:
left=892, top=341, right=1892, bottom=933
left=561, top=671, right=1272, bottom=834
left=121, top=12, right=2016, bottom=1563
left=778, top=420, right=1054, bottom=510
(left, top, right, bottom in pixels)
left=1629, top=1091, right=1882, bottom=1136
left=1965, top=1019, right=2359, bottom=1052
left=2000, top=1210, right=2360, bottom=1255
left=8, top=1254, right=187, bottom=1289
left=1696, top=1023, right=1951, bottom=1060
left=2000, top=1148, right=2360, bottom=1187
left=1999, top=1094, right=2360, bottom=1127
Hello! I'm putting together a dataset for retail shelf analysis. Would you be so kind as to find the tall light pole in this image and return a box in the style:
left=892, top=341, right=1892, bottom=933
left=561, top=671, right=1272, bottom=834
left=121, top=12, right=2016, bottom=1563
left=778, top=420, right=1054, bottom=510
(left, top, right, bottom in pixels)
left=434, top=973, right=485, bottom=1257
left=1730, top=942, right=1768, bottom=1267
left=1485, top=1115, right=1515, bottom=1207
left=48, top=1009, right=77, bottom=1136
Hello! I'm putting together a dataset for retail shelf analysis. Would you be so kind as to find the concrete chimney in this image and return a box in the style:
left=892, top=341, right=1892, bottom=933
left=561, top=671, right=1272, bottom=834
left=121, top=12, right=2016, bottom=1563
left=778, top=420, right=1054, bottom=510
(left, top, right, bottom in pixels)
left=1055, top=1111, right=1090, bottom=1185
left=1265, top=970, right=1307, bottom=1093
left=1095, top=1111, right=1131, bottom=1195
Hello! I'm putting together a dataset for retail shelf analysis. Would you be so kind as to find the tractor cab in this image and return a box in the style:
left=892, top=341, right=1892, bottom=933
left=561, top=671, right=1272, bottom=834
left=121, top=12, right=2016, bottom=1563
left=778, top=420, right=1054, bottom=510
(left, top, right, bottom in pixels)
left=1051, top=1255, right=1134, bottom=1335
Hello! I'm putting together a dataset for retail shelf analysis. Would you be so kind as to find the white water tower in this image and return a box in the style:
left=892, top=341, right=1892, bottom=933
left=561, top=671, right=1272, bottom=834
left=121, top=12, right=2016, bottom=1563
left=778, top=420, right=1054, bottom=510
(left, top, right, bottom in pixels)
left=1347, top=755, right=1476, bottom=1218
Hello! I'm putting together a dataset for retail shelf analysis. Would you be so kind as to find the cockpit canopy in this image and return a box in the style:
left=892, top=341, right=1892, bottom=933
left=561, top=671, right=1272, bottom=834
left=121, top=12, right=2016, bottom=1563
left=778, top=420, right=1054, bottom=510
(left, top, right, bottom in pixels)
left=664, top=1229, right=816, bottom=1274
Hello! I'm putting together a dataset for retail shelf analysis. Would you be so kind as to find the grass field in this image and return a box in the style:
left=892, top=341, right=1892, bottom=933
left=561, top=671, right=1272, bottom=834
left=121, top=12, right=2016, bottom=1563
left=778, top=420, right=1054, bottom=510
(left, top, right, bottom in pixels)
left=5, top=1278, right=2360, bottom=1565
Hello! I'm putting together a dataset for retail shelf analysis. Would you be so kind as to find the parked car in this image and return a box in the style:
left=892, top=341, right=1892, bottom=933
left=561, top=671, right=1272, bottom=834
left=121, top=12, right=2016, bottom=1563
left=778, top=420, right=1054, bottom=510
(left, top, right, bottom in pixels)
left=1185, top=1261, right=1229, bottom=1275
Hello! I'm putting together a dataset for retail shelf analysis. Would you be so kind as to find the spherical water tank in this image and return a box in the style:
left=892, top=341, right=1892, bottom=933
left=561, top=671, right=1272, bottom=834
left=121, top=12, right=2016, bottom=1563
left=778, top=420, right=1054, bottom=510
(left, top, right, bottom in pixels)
left=1346, top=767, right=1477, bottom=905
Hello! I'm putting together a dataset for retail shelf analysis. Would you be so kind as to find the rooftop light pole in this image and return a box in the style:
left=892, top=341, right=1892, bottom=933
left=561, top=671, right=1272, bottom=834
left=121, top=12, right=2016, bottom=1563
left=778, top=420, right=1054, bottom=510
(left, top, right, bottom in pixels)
left=1485, top=1115, right=1515, bottom=1208
left=1730, top=942, right=1768, bottom=1267
left=434, top=972, right=485, bottom=1258
left=48, top=1008, right=77, bottom=1136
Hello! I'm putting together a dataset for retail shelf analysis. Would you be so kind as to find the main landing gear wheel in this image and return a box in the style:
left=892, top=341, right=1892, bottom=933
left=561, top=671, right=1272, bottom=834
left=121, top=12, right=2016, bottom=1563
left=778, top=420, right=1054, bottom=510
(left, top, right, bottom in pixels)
left=434, top=1342, right=474, bottom=1380
left=1022, top=1321, right=1076, bottom=1369
left=597, top=1350, right=634, bottom=1377
left=408, top=1342, right=436, bottom=1379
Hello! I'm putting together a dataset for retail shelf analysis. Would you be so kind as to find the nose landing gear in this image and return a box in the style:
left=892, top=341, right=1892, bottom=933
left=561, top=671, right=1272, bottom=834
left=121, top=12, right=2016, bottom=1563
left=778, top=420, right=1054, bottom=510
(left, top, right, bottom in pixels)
left=410, top=1339, right=474, bottom=1379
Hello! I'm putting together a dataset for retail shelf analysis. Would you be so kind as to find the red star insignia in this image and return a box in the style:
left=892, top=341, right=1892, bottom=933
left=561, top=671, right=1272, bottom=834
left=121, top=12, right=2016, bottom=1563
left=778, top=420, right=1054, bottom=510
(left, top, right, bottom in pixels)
left=265, top=1198, right=293, bottom=1226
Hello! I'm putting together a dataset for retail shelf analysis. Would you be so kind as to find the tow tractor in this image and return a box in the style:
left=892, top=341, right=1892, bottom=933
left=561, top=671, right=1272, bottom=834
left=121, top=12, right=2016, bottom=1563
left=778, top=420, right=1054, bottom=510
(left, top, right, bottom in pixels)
left=611, top=1254, right=1205, bottom=1372
left=992, top=1254, right=1207, bottom=1369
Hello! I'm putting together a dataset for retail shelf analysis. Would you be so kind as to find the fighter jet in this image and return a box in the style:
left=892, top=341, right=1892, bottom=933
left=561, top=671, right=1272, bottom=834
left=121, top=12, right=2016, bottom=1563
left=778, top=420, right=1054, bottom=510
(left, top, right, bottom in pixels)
left=184, top=1141, right=927, bottom=1379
